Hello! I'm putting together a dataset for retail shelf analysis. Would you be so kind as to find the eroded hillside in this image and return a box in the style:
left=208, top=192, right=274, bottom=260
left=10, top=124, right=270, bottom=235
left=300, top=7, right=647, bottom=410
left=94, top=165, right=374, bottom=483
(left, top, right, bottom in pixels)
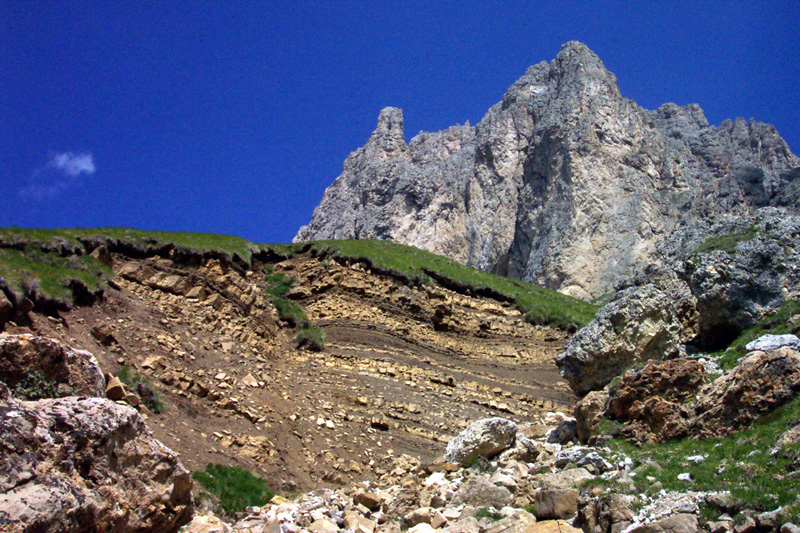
left=0, top=231, right=586, bottom=492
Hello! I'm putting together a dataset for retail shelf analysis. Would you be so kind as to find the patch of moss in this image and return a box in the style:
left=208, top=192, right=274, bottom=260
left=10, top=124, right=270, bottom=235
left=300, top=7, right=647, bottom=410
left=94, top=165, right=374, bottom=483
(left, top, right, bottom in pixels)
left=692, top=226, right=759, bottom=255
left=192, top=464, right=274, bottom=516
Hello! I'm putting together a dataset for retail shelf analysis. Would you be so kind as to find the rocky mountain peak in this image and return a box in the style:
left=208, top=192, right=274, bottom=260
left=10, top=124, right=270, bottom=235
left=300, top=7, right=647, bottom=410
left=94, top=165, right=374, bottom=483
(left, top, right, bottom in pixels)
left=296, top=42, right=800, bottom=299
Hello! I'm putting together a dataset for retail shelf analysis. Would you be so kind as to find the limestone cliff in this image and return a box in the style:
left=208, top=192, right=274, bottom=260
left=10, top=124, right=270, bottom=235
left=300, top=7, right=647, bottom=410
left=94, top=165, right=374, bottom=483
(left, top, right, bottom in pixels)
left=295, top=41, right=800, bottom=300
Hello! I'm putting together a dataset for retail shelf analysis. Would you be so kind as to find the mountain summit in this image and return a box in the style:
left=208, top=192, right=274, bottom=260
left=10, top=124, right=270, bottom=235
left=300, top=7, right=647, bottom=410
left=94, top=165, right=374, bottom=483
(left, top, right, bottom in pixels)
left=295, top=41, right=800, bottom=300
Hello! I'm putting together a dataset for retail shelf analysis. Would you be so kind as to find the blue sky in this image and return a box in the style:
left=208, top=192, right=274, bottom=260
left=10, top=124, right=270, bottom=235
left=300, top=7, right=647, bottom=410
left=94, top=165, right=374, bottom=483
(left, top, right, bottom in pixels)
left=2, top=1, right=799, bottom=243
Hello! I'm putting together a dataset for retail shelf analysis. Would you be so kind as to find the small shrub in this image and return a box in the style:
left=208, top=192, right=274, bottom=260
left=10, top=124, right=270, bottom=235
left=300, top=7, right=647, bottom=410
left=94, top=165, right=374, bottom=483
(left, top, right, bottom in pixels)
left=118, top=365, right=165, bottom=413
left=192, top=464, right=274, bottom=516
left=296, top=327, right=325, bottom=351
left=11, top=371, right=62, bottom=400
left=475, top=508, right=504, bottom=521
left=264, top=273, right=294, bottom=298
left=273, top=298, right=310, bottom=328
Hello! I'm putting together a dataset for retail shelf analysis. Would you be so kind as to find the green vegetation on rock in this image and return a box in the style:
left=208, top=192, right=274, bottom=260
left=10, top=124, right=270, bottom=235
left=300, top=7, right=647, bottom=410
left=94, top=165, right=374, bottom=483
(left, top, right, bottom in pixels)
left=118, top=365, right=165, bottom=413
left=192, top=463, right=275, bottom=516
left=596, top=395, right=800, bottom=522
left=716, top=298, right=800, bottom=369
left=692, top=226, right=759, bottom=255
left=0, top=247, right=110, bottom=305
left=0, top=227, right=595, bottom=330
left=294, top=239, right=597, bottom=330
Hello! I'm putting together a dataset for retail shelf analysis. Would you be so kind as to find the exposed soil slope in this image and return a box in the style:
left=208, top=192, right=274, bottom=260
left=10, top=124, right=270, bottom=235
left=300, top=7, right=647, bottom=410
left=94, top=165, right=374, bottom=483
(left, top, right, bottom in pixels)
left=5, top=243, right=574, bottom=493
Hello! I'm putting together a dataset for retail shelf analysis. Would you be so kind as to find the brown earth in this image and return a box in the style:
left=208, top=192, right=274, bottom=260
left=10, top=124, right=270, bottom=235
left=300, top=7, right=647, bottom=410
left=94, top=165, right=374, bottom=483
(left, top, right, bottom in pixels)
left=6, top=249, right=573, bottom=493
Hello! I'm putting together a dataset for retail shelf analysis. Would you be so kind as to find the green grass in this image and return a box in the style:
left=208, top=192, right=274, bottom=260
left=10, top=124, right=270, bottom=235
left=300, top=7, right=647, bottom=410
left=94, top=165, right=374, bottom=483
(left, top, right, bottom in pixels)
left=598, top=395, right=800, bottom=521
left=296, top=327, right=325, bottom=351
left=1, top=228, right=596, bottom=330
left=692, top=226, right=759, bottom=255
left=272, top=298, right=310, bottom=328
left=0, top=247, right=110, bottom=304
left=0, top=227, right=258, bottom=263
left=296, top=239, right=596, bottom=331
left=118, top=365, right=165, bottom=413
left=192, top=464, right=274, bottom=516
left=475, top=508, right=505, bottom=521
left=715, top=298, right=800, bottom=369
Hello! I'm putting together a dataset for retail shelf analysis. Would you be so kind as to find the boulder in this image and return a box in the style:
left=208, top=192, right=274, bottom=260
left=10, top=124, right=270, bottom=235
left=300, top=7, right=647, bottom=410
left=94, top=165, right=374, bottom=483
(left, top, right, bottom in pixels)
left=105, top=376, right=127, bottom=401
left=451, top=475, right=513, bottom=508
left=0, top=383, right=193, bottom=531
left=574, top=389, right=609, bottom=442
left=533, top=489, right=579, bottom=520
left=607, top=359, right=706, bottom=442
left=689, top=232, right=800, bottom=349
left=0, top=334, right=105, bottom=398
left=745, top=333, right=800, bottom=352
left=443, top=417, right=518, bottom=465
left=482, top=510, right=537, bottom=533
left=354, top=490, right=382, bottom=511
left=556, top=284, right=687, bottom=395
left=546, top=418, right=577, bottom=444
left=691, top=347, right=800, bottom=438
left=628, top=513, right=699, bottom=533
left=90, top=322, right=117, bottom=346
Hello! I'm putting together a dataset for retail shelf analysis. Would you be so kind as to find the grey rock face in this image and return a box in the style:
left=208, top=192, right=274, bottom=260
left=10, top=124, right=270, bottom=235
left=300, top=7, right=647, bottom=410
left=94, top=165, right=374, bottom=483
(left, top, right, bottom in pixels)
left=556, top=284, right=686, bottom=395
left=443, top=417, right=517, bottom=465
left=296, top=41, right=800, bottom=300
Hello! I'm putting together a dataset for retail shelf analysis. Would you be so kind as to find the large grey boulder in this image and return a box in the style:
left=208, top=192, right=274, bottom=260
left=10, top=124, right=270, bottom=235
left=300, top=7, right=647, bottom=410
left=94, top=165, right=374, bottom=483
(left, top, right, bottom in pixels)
left=556, top=284, right=686, bottom=395
left=0, top=383, right=193, bottom=531
left=443, top=417, right=518, bottom=465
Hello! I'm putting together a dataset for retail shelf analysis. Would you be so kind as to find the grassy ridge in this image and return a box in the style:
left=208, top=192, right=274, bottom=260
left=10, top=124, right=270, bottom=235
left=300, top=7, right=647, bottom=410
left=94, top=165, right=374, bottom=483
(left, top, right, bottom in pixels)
left=0, top=228, right=595, bottom=330
left=0, top=247, right=110, bottom=304
left=297, top=239, right=597, bottom=330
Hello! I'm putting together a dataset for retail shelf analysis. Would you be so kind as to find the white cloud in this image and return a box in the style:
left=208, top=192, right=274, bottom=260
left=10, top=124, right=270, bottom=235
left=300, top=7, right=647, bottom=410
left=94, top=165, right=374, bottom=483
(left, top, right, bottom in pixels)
left=19, top=151, right=97, bottom=200
left=48, top=152, right=96, bottom=177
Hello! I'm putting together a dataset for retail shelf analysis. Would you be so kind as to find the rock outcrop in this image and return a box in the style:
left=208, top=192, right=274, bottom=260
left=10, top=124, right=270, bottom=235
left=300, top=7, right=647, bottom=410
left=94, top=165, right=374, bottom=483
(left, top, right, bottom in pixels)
left=596, top=348, right=800, bottom=443
left=296, top=41, right=800, bottom=300
left=555, top=284, right=687, bottom=395
left=0, top=383, right=193, bottom=532
left=0, top=333, right=106, bottom=398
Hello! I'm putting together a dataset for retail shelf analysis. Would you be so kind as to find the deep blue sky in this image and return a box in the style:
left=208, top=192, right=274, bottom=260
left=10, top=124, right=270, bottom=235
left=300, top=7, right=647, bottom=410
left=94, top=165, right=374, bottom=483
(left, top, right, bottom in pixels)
left=2, top=2, right=799, bottom=243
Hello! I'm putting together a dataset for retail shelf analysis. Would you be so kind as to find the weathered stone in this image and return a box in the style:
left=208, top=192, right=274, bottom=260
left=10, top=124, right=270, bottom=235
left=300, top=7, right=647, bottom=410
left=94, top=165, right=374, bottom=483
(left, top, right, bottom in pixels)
left=538, top=467, right=594, bottom=490
left=308, top=519, right=339, bottom=533
left=441, top=517, right=480, bottom=533
left=0, top=384, right=193, bottom=531
left=0, top=334, right=106, bottom=398
left=557, top=285, right=687, bottom=395
left=354, top=491, right=382, bottom=511
left=451, top=475, right=513, bottom=508
left=105, top=376, right=127, bottom=401
left=746, top=333, right=800, bottom=352
left=344, top=511, right=376, bottom=533
left=443, top=417, right=517, bottom=465
left=90, top=322, right=117, bottom=346
left=533, top=489, right=578, bottom=520
left=404, top=507, right=433, bottom=527
left=529, top=520, right=582, bottom=533
left=691, top=348, right=800, bottom=439
left=608, top=359, right=706, bottom=442
left=483, top=510, right=537, bottom=533
left=628, top=514, right=699, bottom=533
left=574, top=389, right=609, bottom=442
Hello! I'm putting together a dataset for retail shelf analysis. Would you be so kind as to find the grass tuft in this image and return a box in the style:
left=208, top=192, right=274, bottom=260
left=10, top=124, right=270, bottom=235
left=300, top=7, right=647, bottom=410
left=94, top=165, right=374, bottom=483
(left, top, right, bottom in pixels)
left=118, top=365, right=165, bottom=413
left=296, top=327, right=325, bottom=351
left=693, top=227, right=759, bottom=255
left=192, top=464, right=274, bottom=516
